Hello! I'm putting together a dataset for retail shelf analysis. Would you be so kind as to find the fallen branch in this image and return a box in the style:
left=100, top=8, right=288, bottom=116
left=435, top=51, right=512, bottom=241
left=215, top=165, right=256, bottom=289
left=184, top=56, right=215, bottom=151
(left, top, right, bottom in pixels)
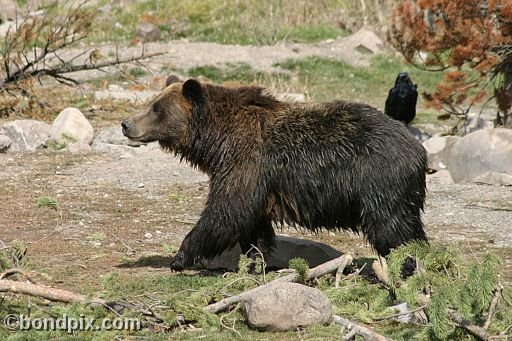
left=332, top=314, right=391, bottom=341
left=205, top=254, right=353, bottom=314
left=0, top=279, right=105, bottom=305
left=0, top=268, right=39, bottom=284
left=484, top=284, right=503, bottom=330
left=448, top=308, right=491, bottom=341
left=373, top=304, right=427, bottom=322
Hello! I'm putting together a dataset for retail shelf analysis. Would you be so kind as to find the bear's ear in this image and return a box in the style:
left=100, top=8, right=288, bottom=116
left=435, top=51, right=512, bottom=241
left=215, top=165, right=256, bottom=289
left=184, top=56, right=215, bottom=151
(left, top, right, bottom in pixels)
left=182, top=79, right=204, bottom=105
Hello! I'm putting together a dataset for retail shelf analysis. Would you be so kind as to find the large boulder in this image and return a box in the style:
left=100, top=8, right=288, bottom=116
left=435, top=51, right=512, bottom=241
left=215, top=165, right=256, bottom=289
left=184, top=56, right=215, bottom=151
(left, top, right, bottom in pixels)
left=423, top=135, right=460, bottom=170
left=0, top=134, right=12, bottom=152
left=2, top=120, right=50, bottom=151
left=473, top=172, right=512, bottom=186
left=0, top=0, right=17, bottom=22
left=136, top=22, right=161, bottom=42
left=447, top=128, right=512, bottom=183
left=207, top=235, right=342, bottom=270
left=50, top=107, right=94, bottom=148
left=241, top=282, right=332, bottom=331
left=460, top=111, right=495, bottom=135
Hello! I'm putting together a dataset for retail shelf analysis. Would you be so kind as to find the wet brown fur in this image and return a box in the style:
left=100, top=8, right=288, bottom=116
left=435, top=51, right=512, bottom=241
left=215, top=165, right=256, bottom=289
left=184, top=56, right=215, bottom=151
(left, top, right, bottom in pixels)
left=122, top=79, right=428, bottom=270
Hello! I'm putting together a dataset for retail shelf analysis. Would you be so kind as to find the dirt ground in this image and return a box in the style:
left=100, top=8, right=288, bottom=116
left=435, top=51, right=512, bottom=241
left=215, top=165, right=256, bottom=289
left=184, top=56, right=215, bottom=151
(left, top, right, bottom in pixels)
left=1, top=141, right=511, bottom=291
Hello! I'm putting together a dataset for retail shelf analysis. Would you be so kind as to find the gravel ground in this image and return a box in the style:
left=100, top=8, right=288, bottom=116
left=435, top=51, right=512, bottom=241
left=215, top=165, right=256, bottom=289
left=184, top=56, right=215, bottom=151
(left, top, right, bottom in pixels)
left=69, top=144, right=512, bottom=248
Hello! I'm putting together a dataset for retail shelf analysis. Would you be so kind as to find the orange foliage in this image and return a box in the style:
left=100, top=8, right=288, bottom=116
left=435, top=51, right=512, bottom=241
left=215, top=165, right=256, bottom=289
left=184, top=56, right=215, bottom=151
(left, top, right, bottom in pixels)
left=389, top=0, right=512, bottom=117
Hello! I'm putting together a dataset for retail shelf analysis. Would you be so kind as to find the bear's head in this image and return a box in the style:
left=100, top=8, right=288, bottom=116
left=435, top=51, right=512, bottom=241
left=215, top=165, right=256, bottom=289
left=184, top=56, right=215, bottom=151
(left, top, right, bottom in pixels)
left=122, top=79, right=204, bottom=150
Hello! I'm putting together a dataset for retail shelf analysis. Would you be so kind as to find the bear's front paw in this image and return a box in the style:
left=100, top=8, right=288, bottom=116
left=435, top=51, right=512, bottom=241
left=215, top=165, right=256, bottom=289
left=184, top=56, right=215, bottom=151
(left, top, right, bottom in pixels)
left=170, top=251, right=192, bottom=271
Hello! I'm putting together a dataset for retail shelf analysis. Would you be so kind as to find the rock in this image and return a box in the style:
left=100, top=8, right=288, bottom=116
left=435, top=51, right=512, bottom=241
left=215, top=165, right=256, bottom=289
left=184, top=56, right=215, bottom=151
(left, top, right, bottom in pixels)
left=447, top=128, right=512, bottom=183
left=207, top=235, right=342, bottom=270
left=0, top=0, right=17, bottom=22
left=66, top=140, right=92, bottom=153
left=0, top=20, right=15, bottom=37
left=460, top=111, right=495, bottom=135
left=342, top=27, right=386, bottom=55
left=407, top=125, right=431, bottom=142
left=50, top=107, right=94, bottom=147
left=473, top=171, right=512, bottom=186
left=136, top=22, right=161, bottom=42
left=2, top=120, right=50, bottom=151
left=241, top=282, right=332, bottom=331
left=97, top=3, right=112, bottom=13
left=422, top=135, right=460, bottom=170
left=94, top=126, right=145, bottom=146
left=426, top=169, right=454, bottom=185
left=0, top=135, right=11, bottom=152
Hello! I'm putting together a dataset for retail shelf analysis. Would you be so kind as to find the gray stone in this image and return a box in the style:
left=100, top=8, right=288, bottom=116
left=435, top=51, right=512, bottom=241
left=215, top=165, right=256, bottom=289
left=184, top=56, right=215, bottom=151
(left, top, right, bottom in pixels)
left=342, top=27, right=385, bottom=55
left=0, top=20, right=15, bottom=37
left=0, top=135, right=11, bottom=152
left=50, top=107, right=94, bottom=147
left=447, top=128, right=512, bottom=183
left=2, top=119, right=50, bottom=151
left=207, top=235, right=342, bottom=270
left=460, top=112, right=495, bottom=135
left=136, top=22, right=161, bottom=42
left=473, top=171, right=512, bottom=186
left=422, top=135, right=460, bottom=170
left=66, top=140, right=92, bottom=153
left=97, top=3, right=112, bottom=13
left=94, top=126, right=145, bottom=147
left=407, top=125, right=431, bottom=142
left=242, top=282, right=332, bottom=331
left=0, top=0, right=17, bottom=22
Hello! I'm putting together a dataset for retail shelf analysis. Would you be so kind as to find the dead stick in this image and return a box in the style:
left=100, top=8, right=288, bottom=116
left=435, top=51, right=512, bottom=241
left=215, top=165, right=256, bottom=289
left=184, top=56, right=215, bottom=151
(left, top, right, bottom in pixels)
left=0, top=279, right=106, bottom=305
left=483, top=285, right=503, bottom=330
left=0, top=269, right=39, bottom=284
left=448, top=308, right=491, bottom=340
left=373, top=304, right=427, bottom=322
left=205, top=254, right=353, bottom=314
left=332, top=315, right=391, bottom=341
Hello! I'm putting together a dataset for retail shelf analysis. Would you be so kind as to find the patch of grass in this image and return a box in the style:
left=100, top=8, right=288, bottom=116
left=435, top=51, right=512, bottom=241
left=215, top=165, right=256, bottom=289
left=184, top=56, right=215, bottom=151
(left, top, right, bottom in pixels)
left=274, top=55, right=446, bottom=113
left=1, top=243, right=511, bottom=340
left=276, top=24, right=347, bottom=43
left=186, top=63, right=268, bottom=84
left=37, top=196, right=59, bottom=210
left=86, top=232, right=107, bottom=241
left=128, top=67, right=149, bottom=78
left=88, top=0, right=349, bottom=45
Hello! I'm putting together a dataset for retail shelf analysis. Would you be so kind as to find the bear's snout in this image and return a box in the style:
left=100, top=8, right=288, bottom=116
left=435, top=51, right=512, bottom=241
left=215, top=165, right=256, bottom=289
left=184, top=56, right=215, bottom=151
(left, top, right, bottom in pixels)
left=121, top=120, right=135, bottom=137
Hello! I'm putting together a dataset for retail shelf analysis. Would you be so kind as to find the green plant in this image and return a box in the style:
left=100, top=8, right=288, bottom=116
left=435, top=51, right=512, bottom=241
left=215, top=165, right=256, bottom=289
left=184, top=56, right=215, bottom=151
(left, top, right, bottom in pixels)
left=37, top=196, right=59, bottom=209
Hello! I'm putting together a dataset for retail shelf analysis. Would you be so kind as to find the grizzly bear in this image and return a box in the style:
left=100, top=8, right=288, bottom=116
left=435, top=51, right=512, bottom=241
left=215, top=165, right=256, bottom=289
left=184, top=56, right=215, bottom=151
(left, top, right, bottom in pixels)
left=122, top=79, right=428, bottom=270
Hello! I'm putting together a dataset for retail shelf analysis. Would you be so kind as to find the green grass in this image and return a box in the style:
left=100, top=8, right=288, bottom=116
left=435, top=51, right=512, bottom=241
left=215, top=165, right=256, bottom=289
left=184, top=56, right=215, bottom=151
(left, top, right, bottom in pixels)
left=1, top=242, right=511, bottom=340
left=36, top=196, right=59, bottom=210
left=187, top=63, right=269, bottom=84
left=89, top=0, right=349, bottom=45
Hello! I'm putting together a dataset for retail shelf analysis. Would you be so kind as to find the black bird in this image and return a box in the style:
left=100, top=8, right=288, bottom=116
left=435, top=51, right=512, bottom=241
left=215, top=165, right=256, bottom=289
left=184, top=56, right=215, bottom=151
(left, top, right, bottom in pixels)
left=385, top=72, right=418, bottom=125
